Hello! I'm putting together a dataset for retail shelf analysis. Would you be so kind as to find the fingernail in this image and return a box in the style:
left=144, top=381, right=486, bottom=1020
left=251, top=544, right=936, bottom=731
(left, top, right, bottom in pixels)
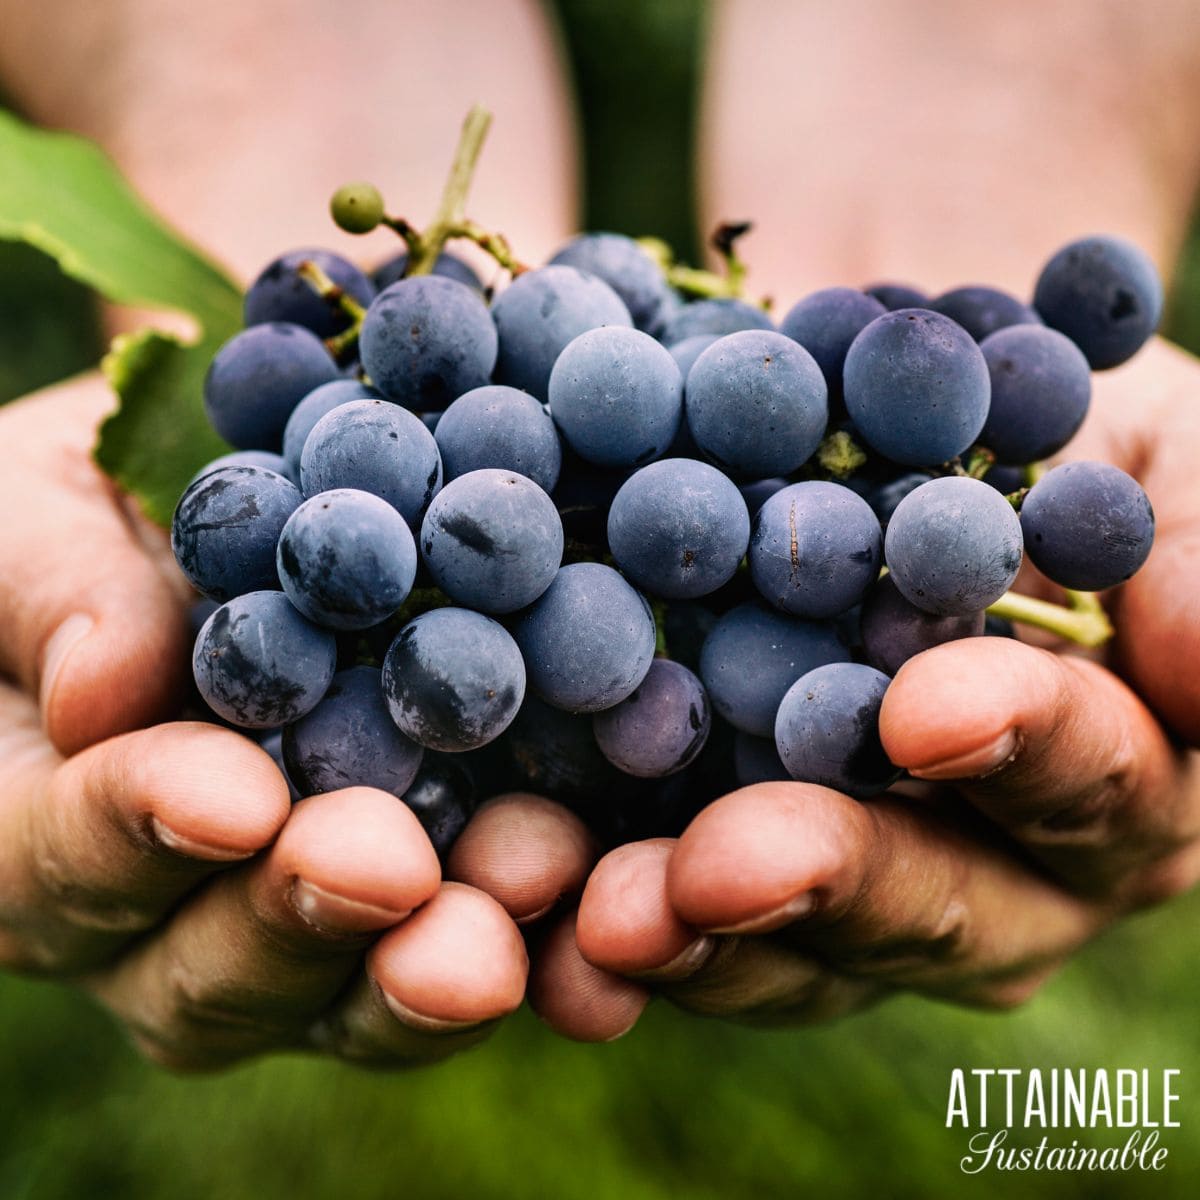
left=151, top=816, right=257, bottom=862
left=514, top=899, right=557, bottom=926
left=709, top=892, right=815, bottom=935
left=382, top=992, right=480, bottom=1034
left=602, top=1014, right=644, bottom=1043
left=907, top=729, right=1019, bottom=781
left=631, top=935, right=715, bottom=982
left=39, top=614, right=94, bottom=710
left=291, top=879, right=411, bottom=935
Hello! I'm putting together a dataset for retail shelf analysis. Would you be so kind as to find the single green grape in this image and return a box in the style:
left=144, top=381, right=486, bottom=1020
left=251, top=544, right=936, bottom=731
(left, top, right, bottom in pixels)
left=330, top=182, right=385, bottom=234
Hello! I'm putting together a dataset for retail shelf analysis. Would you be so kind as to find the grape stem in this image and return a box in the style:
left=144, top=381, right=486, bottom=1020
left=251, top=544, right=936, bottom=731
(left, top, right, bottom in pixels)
left=406, top=105, right=493, bottom=277
left=445, top=219, right=528, bottom=275
left=382, top=215, right=421, bottom=255
left=296, top=259, right=368, bottom=359
left=710, top=221, right=752, bottom=297
left=640, top=231, right=769, bottom=307
left=817, top=429, right=868, bottom=479
left=295, top=260, right=368, bottom=322
left=964, top=447, right=996, bottom=479
left=987, top=589, right=1113, bottom=647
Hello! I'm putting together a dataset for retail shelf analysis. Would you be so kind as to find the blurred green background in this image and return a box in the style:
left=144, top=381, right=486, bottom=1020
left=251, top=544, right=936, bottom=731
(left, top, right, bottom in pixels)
left=2, top=1, right=1199, bottom=1197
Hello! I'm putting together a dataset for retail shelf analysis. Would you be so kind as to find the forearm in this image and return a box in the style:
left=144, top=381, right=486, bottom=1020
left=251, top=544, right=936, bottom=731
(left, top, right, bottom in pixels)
left=701, top=0, right=1200, bottom=303
left=0, top=0, right=577, bottom=282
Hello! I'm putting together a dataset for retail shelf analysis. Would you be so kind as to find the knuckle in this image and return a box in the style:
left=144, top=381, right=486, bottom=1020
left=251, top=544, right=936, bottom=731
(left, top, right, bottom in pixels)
left=127, top=1028, right=243, bottom=1074
left=28, top=815, right=160, bottom=936
left=1129, top=843, right=1200, bottom=908
left=163, top=956, right=259, bottom=1032
left=963, top=967, right=1056, bottom=1012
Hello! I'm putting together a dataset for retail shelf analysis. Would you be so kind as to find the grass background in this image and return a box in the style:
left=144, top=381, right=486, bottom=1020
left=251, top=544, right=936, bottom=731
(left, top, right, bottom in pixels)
left=2, top=1, right=1199, bottom=1196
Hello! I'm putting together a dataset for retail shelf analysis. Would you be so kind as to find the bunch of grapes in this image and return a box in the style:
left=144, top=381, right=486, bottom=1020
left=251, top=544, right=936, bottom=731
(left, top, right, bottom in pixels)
left=174, top=116, right=1159, bottom=854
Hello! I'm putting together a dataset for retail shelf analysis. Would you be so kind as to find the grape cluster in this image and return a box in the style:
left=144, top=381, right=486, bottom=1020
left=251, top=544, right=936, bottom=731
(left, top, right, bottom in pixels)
left=176, top=222, right=1160, bottom=851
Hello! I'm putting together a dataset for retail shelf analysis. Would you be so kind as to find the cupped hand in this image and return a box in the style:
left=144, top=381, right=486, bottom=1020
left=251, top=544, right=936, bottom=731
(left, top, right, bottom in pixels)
left=0, top=375, right=597, bottom=1069
left=534, top=337, right=1200, bottom=1040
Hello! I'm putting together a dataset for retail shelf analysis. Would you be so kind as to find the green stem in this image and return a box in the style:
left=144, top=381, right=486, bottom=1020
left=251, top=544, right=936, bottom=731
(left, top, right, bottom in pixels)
left=665, top=263, right=742, bottom=299
left=987, top=589, right=1113, bottom=648
left=965, top=446, right=996, bottom=479
left=1023, top=460, right=1047, bottom=488
left=447, top=219, right=528, bottom=275
left=296, top=260, right=368, bottom=322
left=407, top=105, right=492, bottom=276
left=817, top=429, right=868, bottom=479
left=382, top=215, right=421, bottom=255
left=710, top=221, right=752, bottom=299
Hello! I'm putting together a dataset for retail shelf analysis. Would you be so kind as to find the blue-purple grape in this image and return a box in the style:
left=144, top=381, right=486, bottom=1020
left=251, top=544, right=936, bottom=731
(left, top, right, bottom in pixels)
left=592, top=659, right=711, bottom=778
left=276, top=489, right=417, bottom=630
left=359, top=275, right=498, bottom=410
left=193, top=591, right=336, bottom=729
left=779, top=287, right=886, bottom=395
left=491, top=265, right=632, bottom=400
left=979, top=325, right=1092, bottom=464
left=281, top=379, right=375, bottom=479
left=1019, top=461, right=1154, bottom=590
left=299, top=398, right=442, bottom=530
left=929, top=285, right=1042, bottom=342
left=775, top=663, right=900, bottom=798
left=187, top=450, right=290, bottom=489
left=749, top=482, right=882, bottom=618
left=859, top=573, right=985, bottom=675
left=382, top=608, right=525, bottom=751
left=514, top=562, right=655, bottom=713
left=699, top=601, right=850, bottom=737
left=864, top=283, right=928, bottom=311
left=434, top=385, right=562, bottom=492
left=401, top=752, right=479, bottom=857
left=548, top=326, right=683, bottom=468
left=1033, top=235, right=1162, bottom=369
left=885, top=476, right=1023, bottom=615
left=607, top=459, right=750, bottom=599
left=372, top=251, right=483, bottom=293
left=548, top=233, right=670, bottom=331
left=659, top=297, right=774, bottom=346
left=733, top=731, right=790, bottom=787
left=420, top=469, right=563, bottom=613
left=244, top=248, right=375, bottom=338
left=685, top=330, right=828, bottom=478
left=843, top=309, right=990, bottom=466
left=204, top=323, right=338, bottom=450
left=282, top=666, right=423, bottom=798
left=172, top=466, right=302, bottom=602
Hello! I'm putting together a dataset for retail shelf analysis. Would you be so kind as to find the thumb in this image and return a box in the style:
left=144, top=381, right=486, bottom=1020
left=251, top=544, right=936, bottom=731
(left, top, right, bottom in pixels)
left=0, top=373, right=189, bottom=755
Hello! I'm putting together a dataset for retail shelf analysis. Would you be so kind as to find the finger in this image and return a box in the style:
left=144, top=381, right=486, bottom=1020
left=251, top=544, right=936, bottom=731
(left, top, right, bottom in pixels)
left=667, top=783, right=1105, bottom=1003
left=0, top=376, right=189, bottom=754
left=576, top=840, right=716, bottom=980
left=447, top=793, right=598, bottom=925
left=311, top=883, right=527, bottom=1067
left=577, top=835, right=880, bottom=1026
left=527, top=911, right=650, bottom=1042
left=0, top=715, right=289, bottom=972
left=1060, top=340, right=1200, bottom=743
left=660, top=936, right=883, bottom=1026
left=880, top=638, right=1200, bottom=897
left=87, top=787, right=442, bottom=1071
left=1107, top=350, right=1200, bottom=744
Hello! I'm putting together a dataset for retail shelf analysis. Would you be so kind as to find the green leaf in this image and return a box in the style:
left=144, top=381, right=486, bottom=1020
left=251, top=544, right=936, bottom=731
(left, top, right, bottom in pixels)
left=0, top=110, right=243, bottom=523
left=96, top=331, right=229, bottom=527
left=0, top=110, right=240, bottom=334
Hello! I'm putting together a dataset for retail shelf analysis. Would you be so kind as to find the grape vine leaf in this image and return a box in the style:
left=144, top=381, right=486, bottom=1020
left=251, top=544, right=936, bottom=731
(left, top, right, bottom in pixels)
left=0, top=109, right=242, bottom=525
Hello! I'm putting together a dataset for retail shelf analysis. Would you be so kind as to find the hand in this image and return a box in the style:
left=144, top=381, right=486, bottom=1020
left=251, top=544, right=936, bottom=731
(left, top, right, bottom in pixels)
left=0, top=376, right=596, bottom=1069
left=528, top=338, right=1200, bottom=1039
